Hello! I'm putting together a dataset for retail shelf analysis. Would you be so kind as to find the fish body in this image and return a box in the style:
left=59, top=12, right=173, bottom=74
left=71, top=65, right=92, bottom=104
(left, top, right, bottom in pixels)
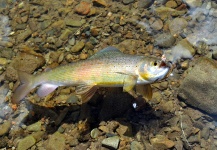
left=12, top=46, right=169, bottom=104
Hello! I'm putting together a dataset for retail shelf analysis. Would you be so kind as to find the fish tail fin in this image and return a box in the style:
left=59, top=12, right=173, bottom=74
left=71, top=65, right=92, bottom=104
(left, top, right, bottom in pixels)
left=12, top=71, right=35, bottom=104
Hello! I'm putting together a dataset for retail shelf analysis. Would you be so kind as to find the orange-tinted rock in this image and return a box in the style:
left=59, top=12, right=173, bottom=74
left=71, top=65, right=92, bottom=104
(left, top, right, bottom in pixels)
left=75, top=1, right=91, bottom=15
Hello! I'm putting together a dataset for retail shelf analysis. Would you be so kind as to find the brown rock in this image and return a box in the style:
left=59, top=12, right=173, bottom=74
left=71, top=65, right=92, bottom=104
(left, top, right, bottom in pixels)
left=5, top=53, right=45, bottom=81
left=75, top=1, right=91, bottom=15
left=93, top=0, right=108, bottom=7
left=150, top=135, right=175, bottom=149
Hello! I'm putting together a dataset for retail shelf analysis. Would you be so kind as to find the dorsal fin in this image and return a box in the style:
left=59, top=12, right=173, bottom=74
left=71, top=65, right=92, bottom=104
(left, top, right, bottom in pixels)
left=88, top=46, right=122, bottom=60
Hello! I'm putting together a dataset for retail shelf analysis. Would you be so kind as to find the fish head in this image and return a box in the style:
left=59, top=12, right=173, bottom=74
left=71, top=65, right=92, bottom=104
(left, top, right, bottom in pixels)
left=137, top=58, right=170, bottom=83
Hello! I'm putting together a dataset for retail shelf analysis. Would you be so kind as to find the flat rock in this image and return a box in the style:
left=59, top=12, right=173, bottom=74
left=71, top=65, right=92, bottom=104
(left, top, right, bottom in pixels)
left=45, top=132, right=65, bottom=150
left=102, top=136, right=120, bottom=149
left=183, top=0, right=202, bottom=8
left=0, top=121, right=11, bottom=136
left=17, top=135, right=36, bottom=150
left=178, top=57, right=217, bottom=115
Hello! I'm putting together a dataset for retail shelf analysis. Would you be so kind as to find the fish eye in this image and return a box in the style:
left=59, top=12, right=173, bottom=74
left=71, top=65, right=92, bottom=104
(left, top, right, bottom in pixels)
left=153, top=61, right=157, bottom=66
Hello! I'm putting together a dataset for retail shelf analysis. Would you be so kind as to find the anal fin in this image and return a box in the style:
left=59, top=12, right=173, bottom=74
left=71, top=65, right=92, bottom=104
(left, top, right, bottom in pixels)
left=135, top=84, right=153, bottom=101
left=37, top=83, right=58, bottom=97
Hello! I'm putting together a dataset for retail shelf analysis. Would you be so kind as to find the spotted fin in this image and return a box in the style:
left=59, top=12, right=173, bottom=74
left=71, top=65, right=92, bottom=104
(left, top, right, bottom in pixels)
left=37, top=83, right=58, bottom=97
left=88, top=46, right=122, bottom=60
left=135, top=84, right=153, bottom=100
left=75, top=85, right=98, bottom=103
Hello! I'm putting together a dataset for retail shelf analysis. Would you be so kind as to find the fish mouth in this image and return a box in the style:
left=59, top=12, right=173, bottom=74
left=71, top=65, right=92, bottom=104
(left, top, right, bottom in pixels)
left=159, top=61, right=168, bottom=68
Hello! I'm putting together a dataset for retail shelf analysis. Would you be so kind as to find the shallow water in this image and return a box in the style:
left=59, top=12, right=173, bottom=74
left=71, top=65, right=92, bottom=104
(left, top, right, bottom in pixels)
left=0, top=0, right=217, bottom=149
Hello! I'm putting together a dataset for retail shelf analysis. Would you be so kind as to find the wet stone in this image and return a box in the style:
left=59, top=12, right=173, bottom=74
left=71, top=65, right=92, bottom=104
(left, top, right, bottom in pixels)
left=138, top=0, right=154, bottom=8
left=166, top=1, right=178, bottom=8
left=17, top=135, right=36, bottom=150
left=75, top=1, right=91, bottom=15
left=150, top=135, right=175, bottom=149
left=46, top=132, right=65, bottom=150
left=201, top=127, right=210, bottom=140
left=130, top=141, right=144, bottom=150
left=155, top=33, right=176, bottom=48
left=169, top=18, right=188, bottom=35
left=91, top=128, right=100, bottom=139
left=17, top=28, right=32, bottom=42
left=102, top=136, right=120, bottom=149
left=0, top=121, right=11, bottom=136
left=123, top=0, right=135, bottom=5
left=65, top=19, right=84, bottom=27
left=183, top=0, right=202, bottom=8
left=178, top=57, right=217, bottom=115
left=26, top=121, right=42, bottom=132
left=71, top=41, right=85, bottom=52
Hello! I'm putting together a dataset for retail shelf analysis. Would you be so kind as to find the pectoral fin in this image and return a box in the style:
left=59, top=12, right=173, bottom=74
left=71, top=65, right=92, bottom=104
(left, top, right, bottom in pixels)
left=75, top=85, right=98, bottom=103
left=123, top=75, right=138, bottom=98
left=136, top=84, right=153, bottom=100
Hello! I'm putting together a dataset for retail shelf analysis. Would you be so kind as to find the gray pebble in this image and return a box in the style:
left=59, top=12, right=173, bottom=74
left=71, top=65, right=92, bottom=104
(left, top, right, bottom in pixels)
left=123, top=0, right=134, bottom=5
left=155, top=33, right=176, bottom=48
left=201, top=127, right=210, bottom=140
left=138, top=0, right=155, bottom=8
left=102, top=136, right=120, bottom=149
left=130, top=141, right=144, bottom=150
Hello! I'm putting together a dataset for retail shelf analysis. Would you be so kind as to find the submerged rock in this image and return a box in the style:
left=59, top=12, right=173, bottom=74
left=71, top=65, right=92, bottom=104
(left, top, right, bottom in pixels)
left=102, top=136, right=120, bottom=149
left=0, top=121, right=11, bottom=136
left=178, top=57, right=217, bottom=115
left=17, top=135, right=36, bottom=150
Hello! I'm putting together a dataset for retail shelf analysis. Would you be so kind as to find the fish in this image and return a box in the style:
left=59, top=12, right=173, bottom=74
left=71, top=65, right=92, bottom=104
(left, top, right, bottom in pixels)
left=11, top=46, right=170, bottom=104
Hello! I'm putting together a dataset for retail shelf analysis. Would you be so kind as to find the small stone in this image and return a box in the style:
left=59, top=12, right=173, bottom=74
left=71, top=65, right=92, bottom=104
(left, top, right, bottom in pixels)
left=71, top=41, right=85, bottom=52
left=17, top=28, right=32, bottom=42
left=31, top=131, right=45, bottom=142
left=26, top=121, right=42, bottom=132
left=166, top=1, right=178, bottom=8
left=201, top=127, right=210, bottom=140
left=0, top=58, right=7, bottom=65
left=40, top=20, right=51, bottom=30
left=65, top=19, right=83, bottom=27
left=0, top=121, right=11, bottom=136
left=17, top=136, right=36, bottom=150
left=150, top=135, right=175, bottom=149
left=46, top=132, right=65, bottom=150
left=212, top=50, right=217, bottom=60
left=155, top=33, right=176, bottom=48
left=181, top=60, right=189, bottom=70
left=169, top=18, right=188, bottom=35
left=160, top=101, right=174, bottom=113
left=149, top=18, right=163, bottom=30
left=60, top=29, right=73, bottom=41
left=116, top=123, right=132, bottom=136
left=75, top=1, right=91, bottom=15
left=159, top=81, right=168, bottom=90
left=99, top=125, right=109, bottom=133
left=130, top=141, right=144, bottom=150
left=138, top=0, right=154, bottom=8
left=123, top=0, right=135, bottom=5
left=93, top=0, right=108, bottom=7
left=102, top=136, right=120, bottom=149
left=90, top=28, right=99, bottom=37
left=68, top=37, right=75, bottom=46
left=183, top=0, right=202, bottom=8
left=91, top=128, right=100, bottom=139
left=79, top=53, right=88, bottom=60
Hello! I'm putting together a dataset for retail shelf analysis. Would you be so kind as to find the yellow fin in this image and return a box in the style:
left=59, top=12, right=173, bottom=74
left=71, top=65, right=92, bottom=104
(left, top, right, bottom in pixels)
left=135, top=84, right=153, bottom=100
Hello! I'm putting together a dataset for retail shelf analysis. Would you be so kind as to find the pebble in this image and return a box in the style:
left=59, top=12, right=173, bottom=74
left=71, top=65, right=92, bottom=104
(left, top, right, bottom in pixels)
left=155, top=33, right=176, bottom=48
left=201, top=127, right=210, bottom=140
left=26, top=121, right=42, bottom=132
left=75, top=1, right=91, bottom=15
left=0, top=41, right=13, bottom=48
left=123, top=0, right=135, bottom=5
left=138, top=0, right=154, bottom=8
left=0, top=57, right=7, bottom=65
left=102, top=136, right=120, bottom=149
left=166, top=1, right=178, bottom=8
left=46, top=132, right=65, bottom=150
left=79, top=53, right=88, bottom=60
left=169, top=18, right=188, bottom=35
left=212, top=50, right=217, bottom=60
left=183, top=0, right=202, bottom=8
left=116, top=123, right=132, bottom=136
left=71, top=41, right=85, bottom=52
left=0, top=121, right=11, bottom=136
left=149, top=18, right=163, bottom=30
left=130, top=141, right=144, bottom=150
left=17, top=135, right=36, bottom=150
left=90, top=128, right=100, bottom=139
left=60, top=29, right=73, bottom=41
left=93, top=0, right=108, bottom=7
left=16, top=28, right=32, bottom=42
left=150, top=134, right=175, bottom=149
left=65, top=19, right=84, bottom=27
left=160, top=101, right=174, bottom=113
left=181, top=60, right=189, bottom=70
